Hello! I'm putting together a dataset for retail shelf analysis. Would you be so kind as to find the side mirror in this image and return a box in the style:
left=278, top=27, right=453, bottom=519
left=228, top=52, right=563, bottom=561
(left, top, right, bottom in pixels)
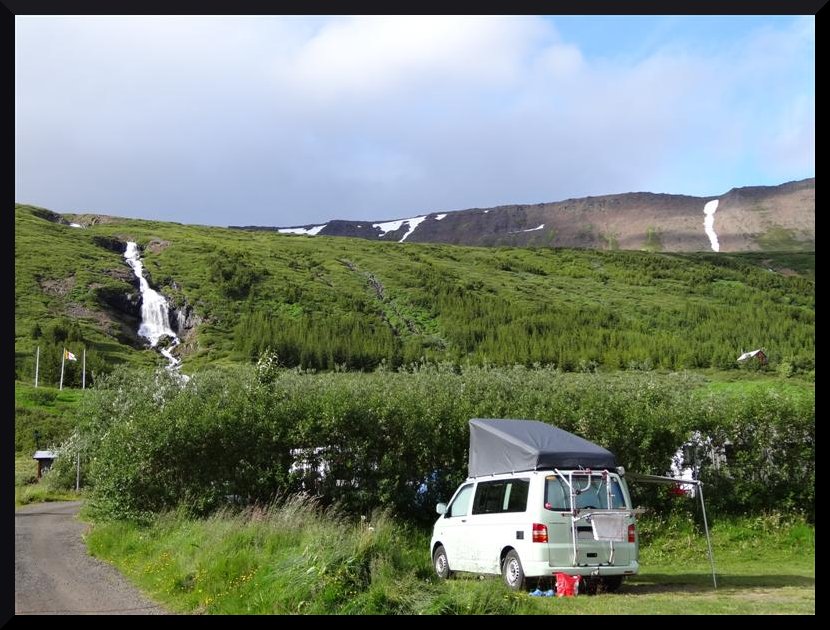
left=436, top=502, right=447, bottom=515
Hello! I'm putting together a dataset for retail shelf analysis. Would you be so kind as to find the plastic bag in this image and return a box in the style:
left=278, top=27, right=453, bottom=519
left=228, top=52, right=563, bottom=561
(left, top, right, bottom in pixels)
left=555, top=573, right=581, bottom=597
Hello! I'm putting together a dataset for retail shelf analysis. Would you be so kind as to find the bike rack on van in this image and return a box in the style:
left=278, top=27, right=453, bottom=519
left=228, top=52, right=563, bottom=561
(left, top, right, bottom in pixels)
left=554, top=468, right=634, bottom=570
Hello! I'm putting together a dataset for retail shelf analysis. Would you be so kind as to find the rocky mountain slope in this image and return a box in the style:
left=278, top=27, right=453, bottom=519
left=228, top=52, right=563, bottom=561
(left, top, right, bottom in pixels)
left=238, top=178, right=814, bottom=252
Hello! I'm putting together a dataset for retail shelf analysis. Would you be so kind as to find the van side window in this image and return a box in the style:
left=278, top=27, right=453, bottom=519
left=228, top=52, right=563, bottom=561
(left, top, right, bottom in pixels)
left=448, top=484, right=474, bottom=517
left=472, top=479, right=530, bottom=515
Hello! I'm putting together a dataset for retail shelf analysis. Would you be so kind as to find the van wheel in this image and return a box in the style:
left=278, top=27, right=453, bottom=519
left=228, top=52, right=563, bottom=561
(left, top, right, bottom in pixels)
left=502, top=550, right=526, bottom=590
left=433, top=545, right=452, bottom=579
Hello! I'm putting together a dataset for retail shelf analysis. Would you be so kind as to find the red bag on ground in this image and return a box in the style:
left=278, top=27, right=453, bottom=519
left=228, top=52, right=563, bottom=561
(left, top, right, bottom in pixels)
left=555, top=573, right=581, bottom=597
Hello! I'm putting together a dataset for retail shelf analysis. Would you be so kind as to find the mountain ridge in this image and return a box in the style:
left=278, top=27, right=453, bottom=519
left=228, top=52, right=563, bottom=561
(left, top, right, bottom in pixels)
left=232, top=178, right=814, bottom=252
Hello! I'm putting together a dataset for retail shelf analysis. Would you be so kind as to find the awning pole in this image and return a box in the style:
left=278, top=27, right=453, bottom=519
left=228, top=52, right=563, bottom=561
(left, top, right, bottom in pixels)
left=698, top=482, right=717, bottom=589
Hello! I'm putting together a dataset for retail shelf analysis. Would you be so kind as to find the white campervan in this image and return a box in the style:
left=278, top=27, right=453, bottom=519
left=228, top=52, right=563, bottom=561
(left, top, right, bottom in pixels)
left=430, top=419, right=639, bottom=592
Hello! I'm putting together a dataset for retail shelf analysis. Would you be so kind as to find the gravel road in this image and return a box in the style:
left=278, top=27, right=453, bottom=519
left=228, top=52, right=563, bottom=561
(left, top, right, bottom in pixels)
left=15, top=501, right=167, bottom=615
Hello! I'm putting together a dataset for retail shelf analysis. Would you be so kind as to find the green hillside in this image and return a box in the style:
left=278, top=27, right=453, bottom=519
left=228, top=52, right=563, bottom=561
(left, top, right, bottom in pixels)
left=14, top=204, right=814, bottom=380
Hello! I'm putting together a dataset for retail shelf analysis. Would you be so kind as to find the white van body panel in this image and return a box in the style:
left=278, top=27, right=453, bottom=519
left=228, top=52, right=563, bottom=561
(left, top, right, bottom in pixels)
left=431, top=470, right=639, bottom=581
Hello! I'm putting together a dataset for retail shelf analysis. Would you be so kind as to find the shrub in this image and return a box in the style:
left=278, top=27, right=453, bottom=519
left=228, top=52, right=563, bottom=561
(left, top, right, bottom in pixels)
left=15, top=405, right=75, bottom=453
left=75, top=364, right=814, bottom=523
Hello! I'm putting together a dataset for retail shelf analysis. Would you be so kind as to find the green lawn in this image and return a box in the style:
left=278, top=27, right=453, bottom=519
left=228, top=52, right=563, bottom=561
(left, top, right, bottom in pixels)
left=14, top=381, right=83, bottom=454
left=695, top=370, right=814, bottom=400
left=83, top=501, right=814, bottom=615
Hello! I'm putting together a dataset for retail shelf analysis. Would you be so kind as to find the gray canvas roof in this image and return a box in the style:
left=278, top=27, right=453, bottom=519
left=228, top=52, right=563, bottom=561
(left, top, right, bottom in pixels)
left=468, top=418, right=617, bottom=477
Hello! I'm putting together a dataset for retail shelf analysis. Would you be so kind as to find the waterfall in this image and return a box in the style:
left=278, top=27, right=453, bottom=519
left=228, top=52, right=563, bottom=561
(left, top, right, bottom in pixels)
left=124, top=242, right=182, bottom=370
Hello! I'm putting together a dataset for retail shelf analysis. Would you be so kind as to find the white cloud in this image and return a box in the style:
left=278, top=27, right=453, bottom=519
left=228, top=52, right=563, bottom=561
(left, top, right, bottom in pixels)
left=535, top=43, right=585, bottom=78
left=15, top=16, right=814, bottom=225
left=273, top=16, right=548, bottom=102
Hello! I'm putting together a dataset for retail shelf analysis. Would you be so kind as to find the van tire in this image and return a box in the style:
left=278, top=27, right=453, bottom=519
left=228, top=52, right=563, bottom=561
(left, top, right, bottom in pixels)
left=433, top=545, right=452, bottom=579
left=502, top=550, right=526, bottom=590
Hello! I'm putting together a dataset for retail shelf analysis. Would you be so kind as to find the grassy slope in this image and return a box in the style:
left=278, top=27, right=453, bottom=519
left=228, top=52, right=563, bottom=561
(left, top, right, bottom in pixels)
left=14, top=381, right=81, bottom=451
left=14, top=382, right=85, bottom=505
left=15, top=204, right=815, bottom=374
left=15, top=205, right=158, bottom=374
left=13, top=204, right=814, bottom=509
left=84, top=502, right=814, bottom=615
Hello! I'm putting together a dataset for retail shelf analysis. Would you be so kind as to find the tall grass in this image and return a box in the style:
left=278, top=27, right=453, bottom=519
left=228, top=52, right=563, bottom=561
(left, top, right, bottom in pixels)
left=14, top=455, right=81, bottom=507
left=87, top=496, right=437, bottom=614
left=84, top=497, right=814, bottom=615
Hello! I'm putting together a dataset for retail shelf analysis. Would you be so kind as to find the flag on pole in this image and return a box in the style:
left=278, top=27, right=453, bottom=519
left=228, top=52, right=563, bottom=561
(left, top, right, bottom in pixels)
left=64, top=349, right=78, bottom=362
left=60, top=348, right=66, bottom=390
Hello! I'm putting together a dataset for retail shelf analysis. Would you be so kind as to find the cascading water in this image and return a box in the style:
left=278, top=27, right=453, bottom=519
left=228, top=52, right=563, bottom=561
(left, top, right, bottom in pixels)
left=124, top=242, right=182, bottom=370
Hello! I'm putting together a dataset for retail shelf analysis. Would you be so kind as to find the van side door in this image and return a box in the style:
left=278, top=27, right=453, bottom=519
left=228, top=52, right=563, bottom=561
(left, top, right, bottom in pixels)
left=435, top=482, right=476, bottom=573
left=468, top=477, right=531, bottom=575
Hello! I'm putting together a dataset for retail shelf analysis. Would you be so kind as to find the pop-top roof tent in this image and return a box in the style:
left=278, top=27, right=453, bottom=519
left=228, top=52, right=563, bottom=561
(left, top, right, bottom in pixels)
left=468, top=418, right=616, bottom=477
left=468, top=419, right=718, bottom=588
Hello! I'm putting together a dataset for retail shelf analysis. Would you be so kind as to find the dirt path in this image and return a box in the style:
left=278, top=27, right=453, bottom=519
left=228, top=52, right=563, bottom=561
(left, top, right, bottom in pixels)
left=15, top=501, right=167, bottom=615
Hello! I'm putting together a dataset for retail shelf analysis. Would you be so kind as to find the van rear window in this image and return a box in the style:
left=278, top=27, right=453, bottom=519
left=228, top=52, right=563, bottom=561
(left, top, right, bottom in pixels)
left=545, top=475, right=626, bottom=510
left=472, top=479, right=530, bottom=515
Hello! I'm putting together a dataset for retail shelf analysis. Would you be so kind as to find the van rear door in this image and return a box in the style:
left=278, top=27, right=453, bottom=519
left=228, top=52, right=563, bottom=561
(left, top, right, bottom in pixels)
left=544, top=472, right=635, bottom=568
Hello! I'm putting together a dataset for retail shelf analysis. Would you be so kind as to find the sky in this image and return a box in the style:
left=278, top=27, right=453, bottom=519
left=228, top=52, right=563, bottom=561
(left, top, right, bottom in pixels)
left=15, top=16, right=815, bottom=227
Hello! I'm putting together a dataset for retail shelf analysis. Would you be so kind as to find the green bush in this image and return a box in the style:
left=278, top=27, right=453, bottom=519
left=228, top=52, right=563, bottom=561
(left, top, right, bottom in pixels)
left=208, top=250, right=262, bottom=299
left=75, top=363, right=813, bottom=523
left=15, top=405, right=75, bottom=453
left=30, top=388, right=58, bottom=406
left=694, top=389, right=815, bottom=520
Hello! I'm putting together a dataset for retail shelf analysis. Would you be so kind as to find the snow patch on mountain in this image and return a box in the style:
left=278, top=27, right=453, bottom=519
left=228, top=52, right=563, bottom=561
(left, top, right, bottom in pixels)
left=373, top=216, right=428, bottom=242
left=399, top=216, right=427, bottom=242
left=509, top=224, right=545, bottom=234
left=703, top=200, right=720, bottom=252
left=278, top=224, right=327, bottom=236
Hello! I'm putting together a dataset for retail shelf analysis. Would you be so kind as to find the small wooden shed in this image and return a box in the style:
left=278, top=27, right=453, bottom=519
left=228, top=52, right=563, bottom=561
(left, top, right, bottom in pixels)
left=33, top=450, right=56, bottom=479
left=737, top=348, right=768, bottom=365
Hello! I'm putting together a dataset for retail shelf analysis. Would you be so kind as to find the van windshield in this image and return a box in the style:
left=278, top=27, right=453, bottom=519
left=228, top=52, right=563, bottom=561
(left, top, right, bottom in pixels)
left=544, top=474, right=627, bottom=510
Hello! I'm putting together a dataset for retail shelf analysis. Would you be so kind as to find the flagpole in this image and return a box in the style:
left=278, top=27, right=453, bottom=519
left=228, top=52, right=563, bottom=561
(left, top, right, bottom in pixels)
left=82, top=348, right=86, bottom=390
left=35, top=346, right=40, bottom=388
left=59, top=348, right=66, bottom=390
